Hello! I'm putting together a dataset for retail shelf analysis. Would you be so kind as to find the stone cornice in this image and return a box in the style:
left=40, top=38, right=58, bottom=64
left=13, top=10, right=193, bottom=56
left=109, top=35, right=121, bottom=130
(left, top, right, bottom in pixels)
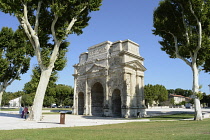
left=88, top=41, right=112, bottom=50
left=122, top=39, right=139, bottom=46
left=119, top=50, right=144, bottom=61
left=72, top=74, right=79, bottom=77
left=122, top=60, right=146, bottom=72
left=73, top=64, right=79, bottom=68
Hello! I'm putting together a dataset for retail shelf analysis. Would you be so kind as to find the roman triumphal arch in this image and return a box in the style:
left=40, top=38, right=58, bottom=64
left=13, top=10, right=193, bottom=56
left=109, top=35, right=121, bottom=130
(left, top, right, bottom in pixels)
left=73, top=39, right=147, bottom=117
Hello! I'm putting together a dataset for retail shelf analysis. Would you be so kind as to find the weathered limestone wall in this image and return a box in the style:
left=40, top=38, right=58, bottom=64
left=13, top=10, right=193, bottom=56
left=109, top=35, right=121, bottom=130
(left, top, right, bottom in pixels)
left=73, top=39, right=147, bottom=118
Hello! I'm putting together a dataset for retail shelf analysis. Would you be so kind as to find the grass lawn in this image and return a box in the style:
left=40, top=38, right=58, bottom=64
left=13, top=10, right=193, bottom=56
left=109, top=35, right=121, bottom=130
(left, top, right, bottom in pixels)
left=42, top=108, right=72, bottom=110
left=145, top=113, right=194, bottom=120
left=0, top=108, right=19, bottom=111
left=0, top=117, right=209, bottom=140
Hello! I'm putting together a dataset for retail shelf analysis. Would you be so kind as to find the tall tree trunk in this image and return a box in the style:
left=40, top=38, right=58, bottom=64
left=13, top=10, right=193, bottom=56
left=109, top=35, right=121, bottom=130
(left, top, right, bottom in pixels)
left=0, top=85, right=6, bottom=108
left=192, top=62, right=202, bottom=120
left=29, top=68, right=53, bottom=121
left=0, top=91, right=3, bottom=108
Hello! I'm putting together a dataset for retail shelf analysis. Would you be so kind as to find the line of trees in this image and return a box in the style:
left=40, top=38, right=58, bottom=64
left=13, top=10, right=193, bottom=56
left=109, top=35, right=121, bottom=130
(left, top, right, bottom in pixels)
left=144, top=84, right=168, bottom=107
left=144, top=85, right=210, bottom=108
left=2, top=84, right=74, bottom=108
left=167, top=88, right=193, bottom=97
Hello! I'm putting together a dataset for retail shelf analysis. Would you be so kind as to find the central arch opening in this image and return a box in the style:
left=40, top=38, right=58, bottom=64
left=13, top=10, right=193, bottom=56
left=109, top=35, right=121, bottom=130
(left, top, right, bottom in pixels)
left=112, top=89, right=121, bottom=117
left=91, top=82, right=104, bottom=116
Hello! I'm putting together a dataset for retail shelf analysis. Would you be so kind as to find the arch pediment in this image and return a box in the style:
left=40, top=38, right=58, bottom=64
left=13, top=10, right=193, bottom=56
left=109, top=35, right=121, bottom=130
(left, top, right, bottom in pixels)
left=123, top=60, right=146, bottom=71
left=86, top=64, right=107, bottom=74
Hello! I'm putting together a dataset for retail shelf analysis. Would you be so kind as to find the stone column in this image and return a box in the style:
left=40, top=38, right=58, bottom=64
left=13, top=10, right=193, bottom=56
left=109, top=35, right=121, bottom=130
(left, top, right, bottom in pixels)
left=73, top=75, right=78, bottom=115
left=84, top=77, right=88, bottom=115
left=141, top=76, right=145, bottom=106
left=89, top=86, right=92, bottom=116
left=104, top=70, right=110, bottom=116
left=105, top=70, right=109, bottom=104
left=130, top=73, right=136, bottom=106
left=125, top=73, right=131, bottom=118
left=136, top=75, right=141, bottom=107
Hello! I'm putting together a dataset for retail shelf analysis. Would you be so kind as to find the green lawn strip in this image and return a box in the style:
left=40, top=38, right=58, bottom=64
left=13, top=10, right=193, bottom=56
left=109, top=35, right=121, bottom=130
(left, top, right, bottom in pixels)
left=0, top=108, right=19, bottom=111
left=0, top=118, right=209, bottom=140
left=42, top=108, right=72, bottom=110
left=42, top=112, right=60, bottom=114
left=146, top=113, right=194, bottom=120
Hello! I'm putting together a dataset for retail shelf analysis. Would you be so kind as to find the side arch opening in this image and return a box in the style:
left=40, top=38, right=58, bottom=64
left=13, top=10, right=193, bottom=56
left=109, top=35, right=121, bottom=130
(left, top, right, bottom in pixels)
left=112, top=89, right=121, bottom=117
left=78, top=92, right=84, bottom=115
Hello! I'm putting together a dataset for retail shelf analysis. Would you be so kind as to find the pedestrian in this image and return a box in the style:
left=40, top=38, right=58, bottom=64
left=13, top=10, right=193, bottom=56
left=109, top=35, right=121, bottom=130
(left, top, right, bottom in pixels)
left=24, top=107, right=28, bottom=119
left=21, top=108, right=24, bottom=118
left=19, top=106, right=23, bottom=118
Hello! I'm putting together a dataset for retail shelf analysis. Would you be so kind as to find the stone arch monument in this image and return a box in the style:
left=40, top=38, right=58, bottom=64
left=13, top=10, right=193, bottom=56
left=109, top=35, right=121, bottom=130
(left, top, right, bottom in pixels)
left=73, top=39, right=147, bottom=117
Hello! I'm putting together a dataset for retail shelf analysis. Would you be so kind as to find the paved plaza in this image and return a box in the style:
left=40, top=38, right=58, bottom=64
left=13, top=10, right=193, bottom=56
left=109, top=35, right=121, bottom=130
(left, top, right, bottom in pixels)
left=0, top=108, right=210, bottom=130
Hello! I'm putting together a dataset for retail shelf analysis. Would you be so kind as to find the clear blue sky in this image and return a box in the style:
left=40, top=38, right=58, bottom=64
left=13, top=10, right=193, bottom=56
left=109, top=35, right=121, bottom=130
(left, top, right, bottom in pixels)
left=1, top=0, right=210, bottom=94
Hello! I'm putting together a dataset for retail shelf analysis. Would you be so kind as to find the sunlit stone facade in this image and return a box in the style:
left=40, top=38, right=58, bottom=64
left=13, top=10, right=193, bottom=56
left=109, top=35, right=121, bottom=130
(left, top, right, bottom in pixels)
left=73, top=40, right=146, bottom=117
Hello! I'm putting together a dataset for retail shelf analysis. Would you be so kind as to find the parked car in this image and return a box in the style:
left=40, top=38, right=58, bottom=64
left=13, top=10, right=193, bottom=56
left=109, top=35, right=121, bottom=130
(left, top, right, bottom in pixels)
left=51, top=105, right=57, bottom=108
left=64, top=106, right=70, bottom=108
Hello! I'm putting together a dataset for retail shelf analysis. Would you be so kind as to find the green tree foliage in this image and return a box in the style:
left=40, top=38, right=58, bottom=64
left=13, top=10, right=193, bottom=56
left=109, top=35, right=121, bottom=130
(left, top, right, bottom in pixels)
left=54, top=84, right=74, bottom=107
left=153, top=0, right=210, bottom=62
left=23, top=66, right=57, bottom=94
left=203, top=56, right=210, bottom=73
left=21, top=93, right=35, bottom=107
left=144, top=84, right=154, bottom=106
left=2, top=92, right=10, bottom=106
left=43, top=96, right=55, bottom=107
left=144, top=84, right=168, bottom=107
left=168, top=88, right=193, bottom=97
left=201, top=94, right=210, bottom=107
left=23, top=67, right=73, bottom=107
left=2, top=91, right=24, bottom=106
left=0, top=27, right=32, bottom=107
left=196, top=92, right=204, bottom=100
left=170, top=98, right=175, bottom=106
left=167, top=89, right=175, bottom=94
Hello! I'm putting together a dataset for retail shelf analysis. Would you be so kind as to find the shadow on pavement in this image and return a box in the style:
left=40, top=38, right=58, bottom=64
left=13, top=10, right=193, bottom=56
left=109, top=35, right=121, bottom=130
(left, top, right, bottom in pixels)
left=0, top=112, right=22, bottom=119
left=37, top=122, right=60, bottom=124
left=81, top=115, right=123, bottom=120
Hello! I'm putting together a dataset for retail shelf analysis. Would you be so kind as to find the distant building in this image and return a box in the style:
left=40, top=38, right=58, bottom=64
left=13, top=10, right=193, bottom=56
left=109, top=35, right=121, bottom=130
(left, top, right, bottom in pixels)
left=149, top=94, right=192, bottom=108
left=9, top=96, right=22, bottom=107
left=169, top=94, right=191, bottom=104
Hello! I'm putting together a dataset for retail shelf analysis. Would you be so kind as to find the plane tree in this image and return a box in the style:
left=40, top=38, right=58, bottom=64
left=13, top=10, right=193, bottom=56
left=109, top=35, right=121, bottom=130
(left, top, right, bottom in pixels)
left=0, top=27, right=32, bottom=107
left=153, top=0, right=210, bottom=120
left=0, top=0, right=102, bottom=121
